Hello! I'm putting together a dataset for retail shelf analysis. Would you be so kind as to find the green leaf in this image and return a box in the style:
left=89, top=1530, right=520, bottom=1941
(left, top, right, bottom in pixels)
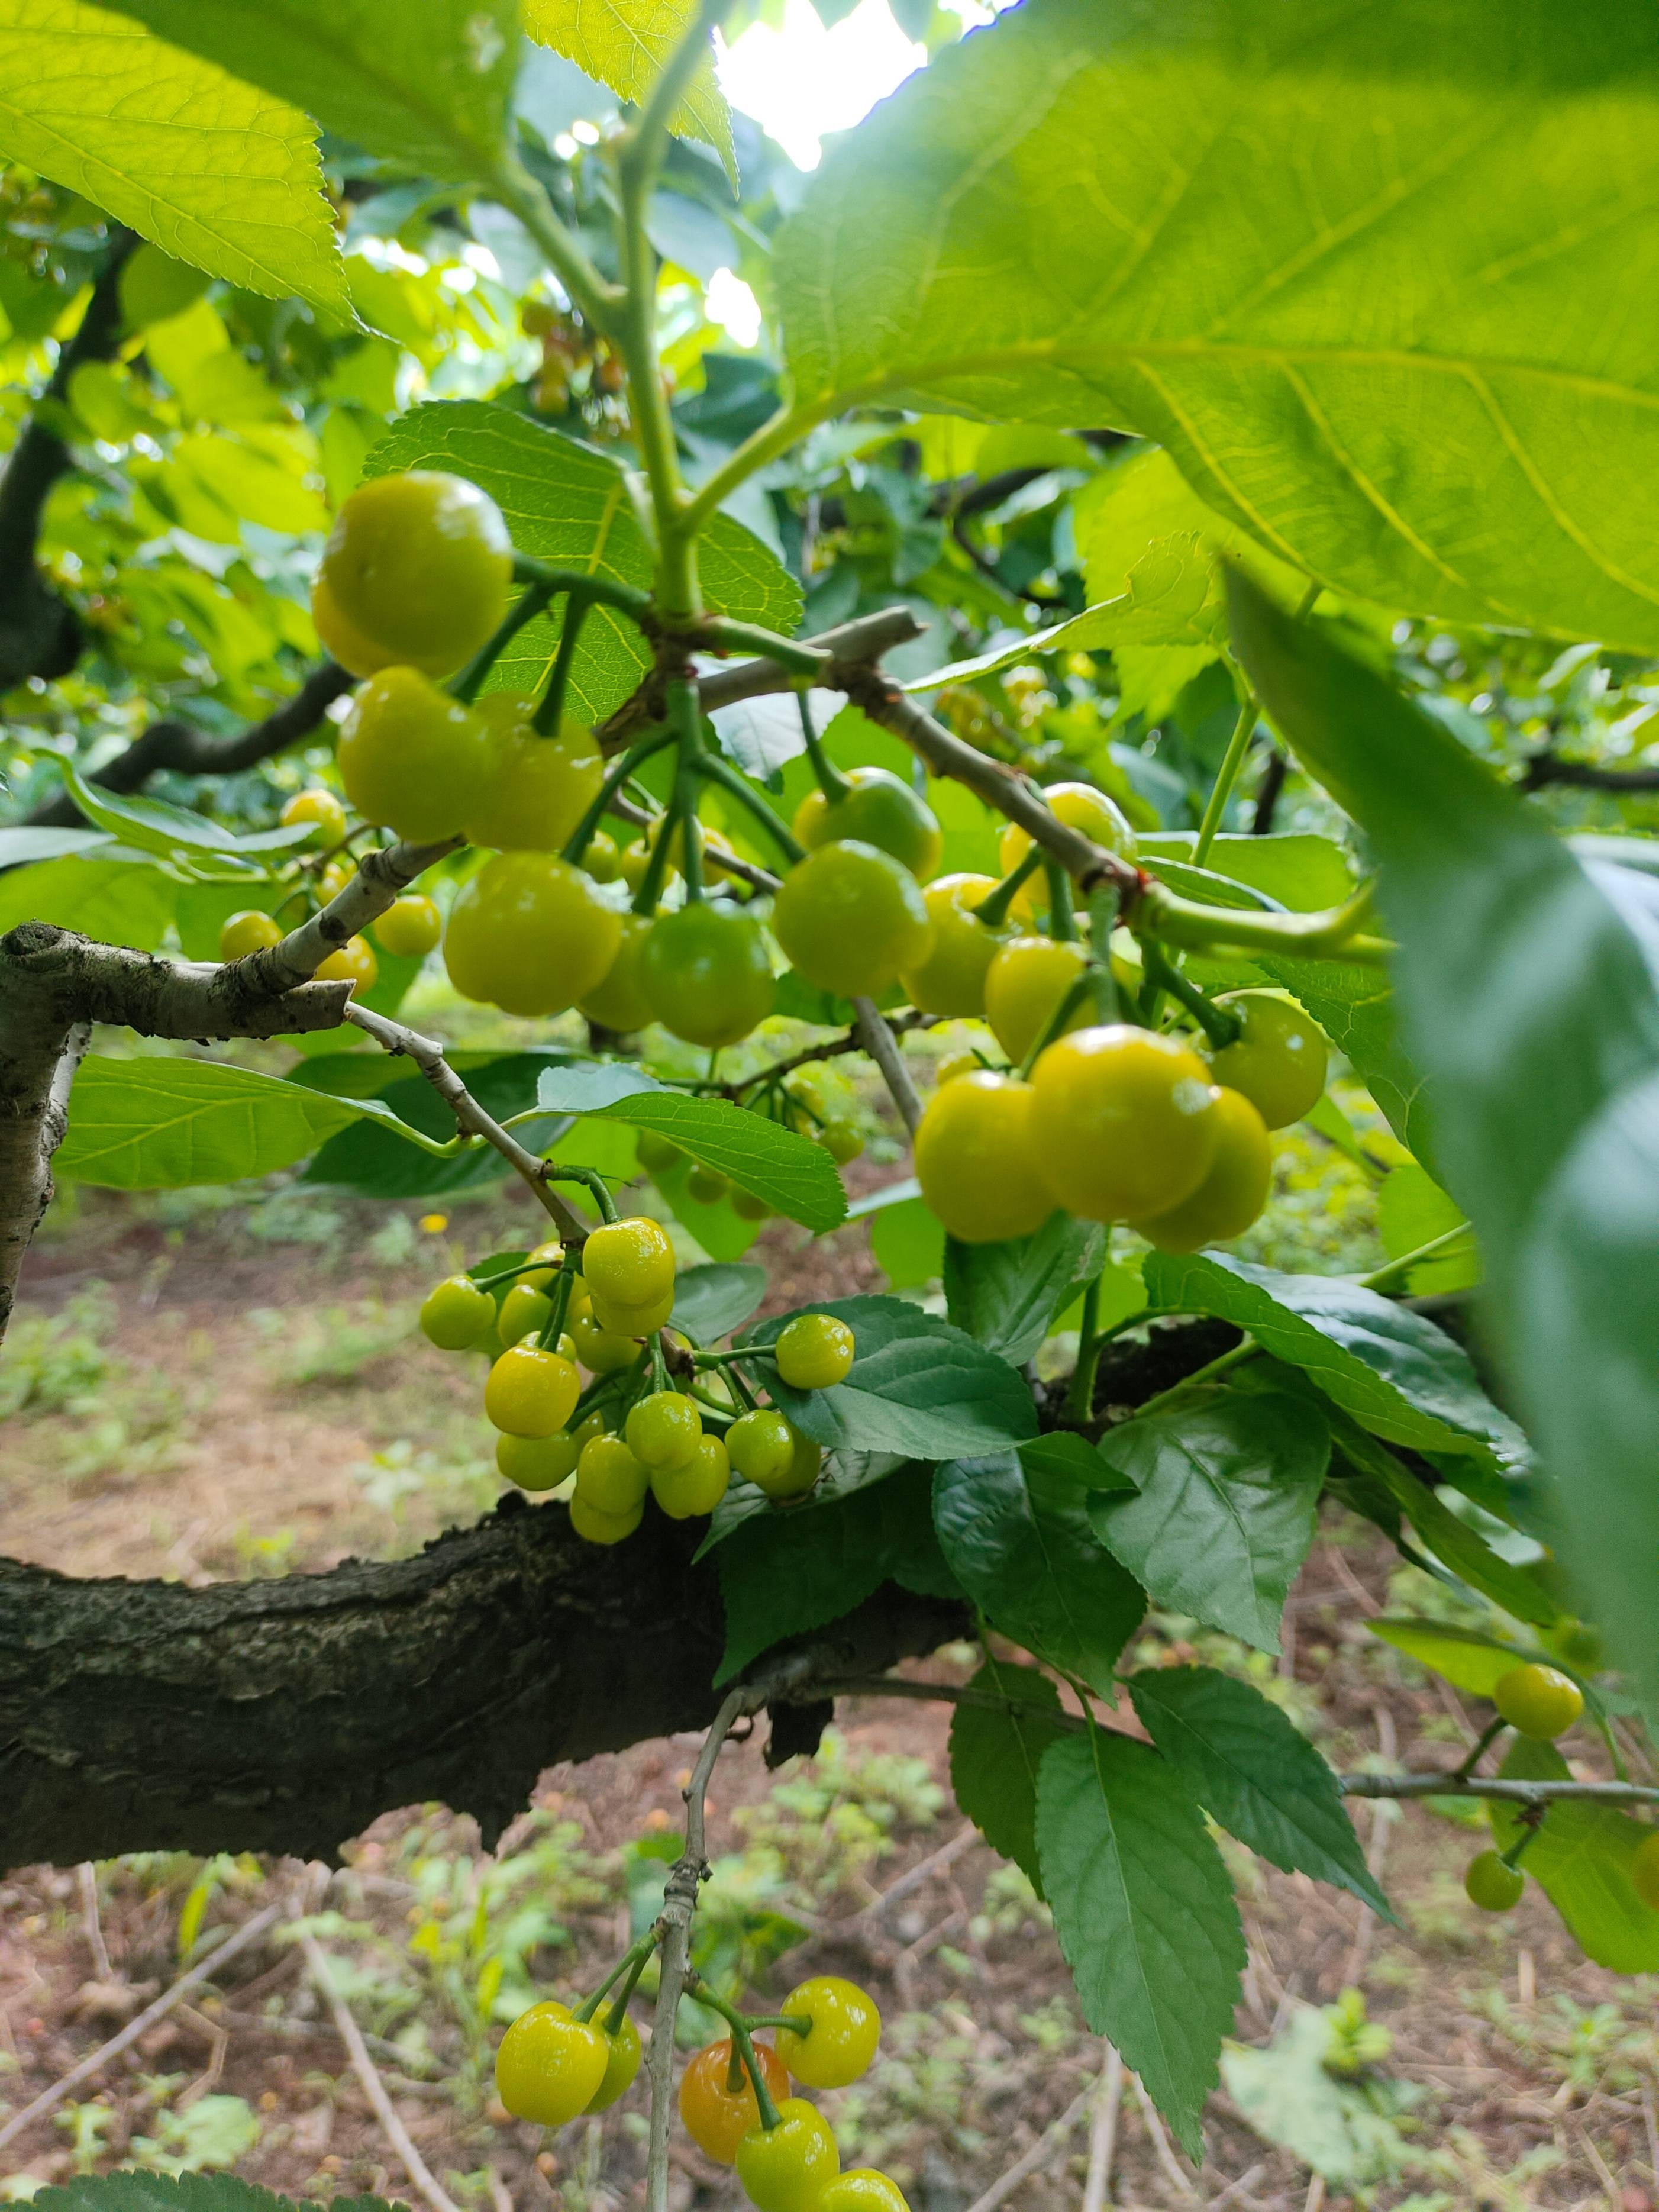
left=53, top=1055, right=366, bottom=1188
left=1077, top=445, right=1306, bottom=612
left=948, top=1660, right=1069, bottom=1894
left=0, top=855, right=177, bottom=950
left=535, top=1068, right=845, bottom=1234
left=1090, top=1391, right=1328, bottom=1654
left=778, top=0, right=1659, bottom=652
left=1490, top=1740, right=1659, bottom=1974
left=305, top=1053, right=567, bottom=1199
left=1145, top=1250, right=1526, bottom=1477
left=1019, top=1431, right=1134, bottom=1493
left=1367, top=1617, right=1534, bottom=1700
left=1127, top=1665, right=1387, bottom=1914
left=97, top=0, right=517, bottom=183
left=1221, top=2007, right=1410, bottom=2190
left=1339, top=1428, right=1557, bottom=1628
left=524, top=0, right=735, bottom=185
left=366, top=404, right=801, bottom=725
left=1138, top=834, right=1354, bottom=915
left=59, top=763, right=310, bottom=863
left=1228, top=567, right=1659, bottom=1710
left=867, top=1192, right=945, bottom=1292
left=943, top=1215, right=1103, bottom=1366
left=933, top=1453, right=1144, bottom=1695
left=714, top=1462, right=952, bottom=1684
left=35, top=2179, right=395, bottom=2212
left=670, top=1262, right=766, bottom=1343
left=1377, top=1161, right=1478, bottom=1295
left=745, top=1296, right=1038, bottom=1461
left=1255, top=956, right=1437, bottom=1173
left=0, top=826, right=110, bottom=866
left=0, top=0, right=348, bottom=311
left=1035, top=1730, right=1244, bottom=2162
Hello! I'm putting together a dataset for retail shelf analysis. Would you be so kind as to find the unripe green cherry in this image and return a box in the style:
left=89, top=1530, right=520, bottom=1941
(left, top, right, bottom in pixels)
left=280, top=788, right=347, bottom=848
left=218, top=909, right=283, bottom=963
left=775, top=1314, right=856, bottom=1391
left=688, top=1165, right=730, bottom=1205
left=818, top=2173, right=911, bottom=2212
left=635, top=1130, right=685, bottom=1178
left=318, top=469, right=512, bottom=680
left=577, top=1433, right=651, bottom=1515
left=727, top=1408, right=796, bottom=1487
left=569, top=1493, right=643, bottom=1545
left=624, top=1389, right=703, bottom=1471
left=1464, top=1850, right=1524, bottom=1912
left=583, top=1216, right=676, bottom=1311
left=337, top=666, right=494, bottom=844
left=420, top=1273, right=493, bottom=1350
left=650, top=1432, right=730, bottom=1518
left=585, top=2014, right=643, bottom=2111
left=374, top=893, right=443, bottom=957
left=485, top=1344, right=580, bottom=1437
left=1207, top=991, right=1329, bottom=1130
left=1493, top=1662, right=1584, bottom=1742
left=494, top=1998, right=609, bottom=2126
left=732, top=1187, right=772, bottom=1222
left=497, top=1430, right=579, bottom=1492
left=1632, top=1830, right=1659, bottom=1911
left=499, top=1281, right=554, bottom=1346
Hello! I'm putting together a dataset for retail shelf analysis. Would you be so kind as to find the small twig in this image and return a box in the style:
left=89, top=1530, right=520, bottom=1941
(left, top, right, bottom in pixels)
left=1131, top=2071, right=1202, bottom=2201
left=854, top=1823, right=978, bottom=1926
left=77, top=1862, right=112, bottom=1982
left=852, top=996, right=924, bottom=1134
left=344, top=1002, right=585, bottom=1240
left=1343, top=1704, right=1396, bottom=1986
left=960, top=2080, right=1095, bottom=2212
left=299, top=1929, right=463, bottom=2212
left=0, top=1901, right=282, bottom=2153
left=1082, top=2043, right=1125, bottom=2212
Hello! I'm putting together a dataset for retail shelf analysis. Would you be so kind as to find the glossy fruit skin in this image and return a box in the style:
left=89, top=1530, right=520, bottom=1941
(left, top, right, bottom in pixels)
left=337, top=666, right=493, bottom=843
left=1464, top=1850, right=1525, bottom=1912
left=280, top=788, right=347, bottom=848
left=585, top=2014, right=643, bottom=2111
left=636, top=1131, right=685, bottom=1177
left=899, top=874, right=1005, bottom=1017
left=688, top=1165, right=730, bottom=1205
left=1632, top=1831, right=1659, bottom=1911
left=485, top=1344, right=580, bottom=1438
left=1130, top=1087, right=1271, bottom=1252
left=651, top=1432, right=730, bottom=1518
left=775, top=1314, right=856, bottom=1390
left=496, top=1429, right=579, bottom=1491
left=776, top=1977, right=880, bottom=2089
left=983, top=936, right=1090, bottom=1065
left=763, top=1427, right=822, bottom=1501
left=1493, top=1663, right=1584, bottom=1741
left=625, top=1390, right=703, bottom=1471
left=443, top=851, right=622, bottom=1018
left=495, top=1999, right=609, bottom=2126
left=584, top=1217, right=676, bottom=1311
left=640, top=902, right=776, bottom=1049
left=1029, top=1026, right=1221, bottom=1223
left=569, top=1492, right=643, bottom=1545
left=678, top=2039, right=793, bottom=2165
left=582, top=830, right=622, bottom=884
left=934, top=1050, right=984, bottom=1088
left=314, top=935, right=378, bottom=991
left=219, top=909, right=283, bottom=962
left=736, top=2100, right=840, bottom=2212
left=374, top=894, right=442, bottom=957
left=421, top=1273, right=494, bottom=1350
left=819, top=1118, right=863, bottom=1165
left=794, top=767, right=943, bottom=882
left=1207, top=992, right=1329, bottom=1130
left=318, top=469, right=512, bottom=679
left=728, top=1409, right=796, bottom=1487
left=594, top=1287, right=675, bottom=1337
left=577, top=1433, right=652, bottom=1515
left=522, top=1238, right=564, bottom=1288
left=998, top=782, right=1137, bottom=915
left=773, top=840, right=934, bottom=1000
left=311, top=575, right=396, bottom=681
left=914, top=1072, right=1054, bottom=1243
left=571, top=1311, right=644, bottom=1373
left=465, top=695, right=605, bottom=853
left=817, top=2172, right=910, bottom=2212
left=499, top=1281, right=554, bottom=1346
left=579, top=912, right=656, bottom=1033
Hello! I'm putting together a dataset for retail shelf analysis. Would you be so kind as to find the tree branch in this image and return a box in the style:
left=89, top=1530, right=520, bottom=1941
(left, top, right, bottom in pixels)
left=22, top=661, right=356, bottom=830
left=0, top=1497, right=968, bottom=1869
left=0, top=227, right=137, bottom=691
left=1516, top=752, right=1659, bottom=795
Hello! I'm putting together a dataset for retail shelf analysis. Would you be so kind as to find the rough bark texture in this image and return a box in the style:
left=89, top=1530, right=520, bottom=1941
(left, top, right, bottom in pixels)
left=0, top=1493, right=969, bottom=1871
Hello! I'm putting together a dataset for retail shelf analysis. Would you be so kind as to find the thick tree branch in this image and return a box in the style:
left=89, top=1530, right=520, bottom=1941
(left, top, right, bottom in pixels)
left=23, top=661, right=356, bottom=830
left=0, top=228, right=137, bottom=691
left=1516, top=751, right=1659, bottom=795
left=0, top=1496, right=968, bottom=1869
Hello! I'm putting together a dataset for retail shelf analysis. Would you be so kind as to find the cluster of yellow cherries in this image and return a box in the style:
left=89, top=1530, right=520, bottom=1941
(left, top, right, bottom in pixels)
left=497, top=1970, right=906, bottom=2212
left=421, top=1213, right=854, bottom=1543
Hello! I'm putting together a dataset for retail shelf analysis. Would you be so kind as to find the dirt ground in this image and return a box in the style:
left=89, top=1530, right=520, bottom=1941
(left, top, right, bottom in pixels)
left=3, top=1182, right=1658, bottom=2212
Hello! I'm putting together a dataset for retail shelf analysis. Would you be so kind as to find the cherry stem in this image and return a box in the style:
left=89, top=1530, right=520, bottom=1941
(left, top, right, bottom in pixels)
left=451, top=576, right=557, bottom=705
left=537, top=1255, right=579, bottom=1352
left=1140, top=941, right=1242, bottom=1050
left=1018, top=966, right=1097, bottom=1080
left=574, top=1930, right=661, bottom=2024
left=561, top=726, right=677, bottom=869
left=799, top=694, right=851, bottom=803
left=546, top=1164, right=621, bottom=1224
left=696, top=752, right=806, bottom=865
left=535, top=590, right=593, bottom=734
left=1063, top=1271, right=1105, bottom=1423
left=684, top=1975, right=783, bottom=2130
left=1454, top=1716, right=1508, bottom=1782
left=971, top=844, right=1043, bottom=929
left=1045, top=860, right=1077, bottom=943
